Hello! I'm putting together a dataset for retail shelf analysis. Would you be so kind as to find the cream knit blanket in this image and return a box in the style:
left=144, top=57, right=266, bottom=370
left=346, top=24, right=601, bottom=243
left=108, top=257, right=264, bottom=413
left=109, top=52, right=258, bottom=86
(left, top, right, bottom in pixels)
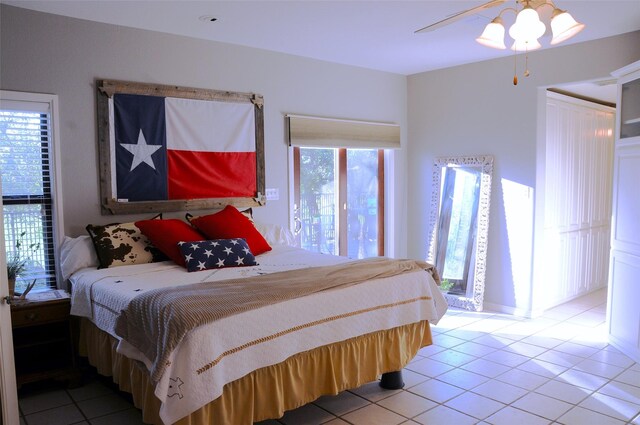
left=114, top=257, right=439, bottom=382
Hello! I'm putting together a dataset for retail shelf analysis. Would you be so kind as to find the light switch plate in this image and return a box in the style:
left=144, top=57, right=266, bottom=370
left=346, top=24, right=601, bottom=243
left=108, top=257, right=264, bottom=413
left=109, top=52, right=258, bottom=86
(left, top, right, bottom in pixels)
left=265, top=188, right=279, bottom=201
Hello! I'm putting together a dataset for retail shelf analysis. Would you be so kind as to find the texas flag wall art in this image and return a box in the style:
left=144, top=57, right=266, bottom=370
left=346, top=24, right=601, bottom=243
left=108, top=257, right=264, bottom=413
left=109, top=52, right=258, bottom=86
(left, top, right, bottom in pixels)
left=109, top=93, right=257, bottom=202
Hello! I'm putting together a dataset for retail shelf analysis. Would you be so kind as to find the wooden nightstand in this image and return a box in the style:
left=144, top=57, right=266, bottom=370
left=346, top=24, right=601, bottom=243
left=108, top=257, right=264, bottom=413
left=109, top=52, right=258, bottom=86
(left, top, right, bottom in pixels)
left=10, top=290, right=80, bottom=388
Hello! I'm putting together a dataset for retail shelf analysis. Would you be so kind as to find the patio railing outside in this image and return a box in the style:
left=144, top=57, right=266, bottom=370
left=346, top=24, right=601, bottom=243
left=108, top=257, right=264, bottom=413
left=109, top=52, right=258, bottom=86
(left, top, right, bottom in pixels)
left=298, top=192, right=378, bottom=259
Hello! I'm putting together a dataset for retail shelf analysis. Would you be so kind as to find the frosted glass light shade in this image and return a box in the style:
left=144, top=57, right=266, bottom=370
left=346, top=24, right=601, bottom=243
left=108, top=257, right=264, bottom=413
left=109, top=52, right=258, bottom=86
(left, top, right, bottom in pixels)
left=550, top=10, right=585, bottom=45
left=476, top=17, right=506, bottom=49
left=509, top=7, right=545, bottom=41
left=510, top=39, right=542, bottom=51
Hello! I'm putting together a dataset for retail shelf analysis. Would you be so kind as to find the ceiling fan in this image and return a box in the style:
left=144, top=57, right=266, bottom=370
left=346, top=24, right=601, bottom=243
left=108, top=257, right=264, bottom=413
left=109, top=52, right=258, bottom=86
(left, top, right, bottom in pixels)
left=415, top=0, right=584, bottom=48
left=414, top=0, right=507, bottom=34
left=415, top=0, right=585, bottom=84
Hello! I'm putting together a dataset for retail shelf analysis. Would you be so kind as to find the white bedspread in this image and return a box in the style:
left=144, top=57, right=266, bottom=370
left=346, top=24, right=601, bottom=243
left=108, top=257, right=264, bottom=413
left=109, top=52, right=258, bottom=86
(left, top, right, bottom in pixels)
left=70, top=246, right=447, bottom=424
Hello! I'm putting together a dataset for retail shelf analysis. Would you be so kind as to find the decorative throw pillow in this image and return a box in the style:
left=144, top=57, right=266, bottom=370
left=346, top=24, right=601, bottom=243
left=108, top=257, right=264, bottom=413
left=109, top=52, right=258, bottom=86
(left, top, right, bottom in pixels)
left=86, top=217, right=165, bottom=269
left=189, top=205, right=272, bottom=255
left=135, top=218, right=205, bottom=267
left=59, top=235, right=100, bottom=280
left=178, top=238, right=257, bottom=272
left=185, top=207, right=253, bottom=223
left=253, top=222, right=298, bottom=247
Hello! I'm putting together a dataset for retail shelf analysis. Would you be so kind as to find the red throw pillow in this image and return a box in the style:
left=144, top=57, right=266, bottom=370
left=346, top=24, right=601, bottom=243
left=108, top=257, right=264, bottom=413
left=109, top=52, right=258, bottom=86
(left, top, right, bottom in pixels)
left=190, top=205, right=272, bottom=255
left=135, top=219, right=205, bottom=267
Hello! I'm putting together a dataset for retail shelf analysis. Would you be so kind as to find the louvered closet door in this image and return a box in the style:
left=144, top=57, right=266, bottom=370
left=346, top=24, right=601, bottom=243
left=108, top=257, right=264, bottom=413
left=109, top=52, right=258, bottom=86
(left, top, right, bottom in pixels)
left=608, top=61, right=640, bottom=363
left=542, top=92, right=615, bottom=310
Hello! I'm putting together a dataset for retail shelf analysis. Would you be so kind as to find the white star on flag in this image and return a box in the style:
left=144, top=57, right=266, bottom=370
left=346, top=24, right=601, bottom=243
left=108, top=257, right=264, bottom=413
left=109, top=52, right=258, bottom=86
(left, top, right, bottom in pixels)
left=120, top=129, right=162, bottom=171
left=235, top=257, right=245, bottom=265
left=204, top=249, right=213, bottom=258
left=223, top=247, right=233, bottom=255
left=197, top=261, right=207, bottom=270
left=216, top=258, right=225, bottom=267
left=184, top=253, right=193, bottom=263
left=190, top=243, right=200, bottom=250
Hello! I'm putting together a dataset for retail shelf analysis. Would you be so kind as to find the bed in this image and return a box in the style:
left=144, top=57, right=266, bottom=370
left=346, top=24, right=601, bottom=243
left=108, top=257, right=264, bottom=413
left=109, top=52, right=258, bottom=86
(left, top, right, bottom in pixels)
left=65, top=225, right=447, bottom=425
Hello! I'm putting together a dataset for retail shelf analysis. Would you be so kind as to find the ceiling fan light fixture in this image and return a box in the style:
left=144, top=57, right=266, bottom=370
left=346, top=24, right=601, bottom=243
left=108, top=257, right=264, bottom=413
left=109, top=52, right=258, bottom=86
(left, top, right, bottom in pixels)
left=510, top=38, right=542, bottom=51
left=509, top=6, right=545, bottom=41
left=476, top=16, right=507, bottom=49
left=550, top=9, right=585, bottom=45
left=418, top=0, right=586, bottom=84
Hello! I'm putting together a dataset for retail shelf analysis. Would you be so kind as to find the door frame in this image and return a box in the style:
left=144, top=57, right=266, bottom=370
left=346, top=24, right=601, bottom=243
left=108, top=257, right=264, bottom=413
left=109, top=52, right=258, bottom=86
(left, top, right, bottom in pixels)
left=532, top=87, right=615, bottom=317
left=0, top=183, right=19, bottom=424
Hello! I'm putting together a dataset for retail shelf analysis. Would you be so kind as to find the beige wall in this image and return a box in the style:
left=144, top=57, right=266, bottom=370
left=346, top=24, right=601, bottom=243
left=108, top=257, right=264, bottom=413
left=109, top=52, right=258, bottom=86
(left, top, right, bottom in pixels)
left=0, top=5, right=408, bottom=256
left=407, top=31, right=640, bottom=312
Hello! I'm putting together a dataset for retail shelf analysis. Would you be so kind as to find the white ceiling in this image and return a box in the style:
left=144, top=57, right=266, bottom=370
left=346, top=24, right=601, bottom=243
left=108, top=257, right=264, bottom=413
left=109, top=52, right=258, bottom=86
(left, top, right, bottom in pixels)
left=5, top=0, right=640, bottom=77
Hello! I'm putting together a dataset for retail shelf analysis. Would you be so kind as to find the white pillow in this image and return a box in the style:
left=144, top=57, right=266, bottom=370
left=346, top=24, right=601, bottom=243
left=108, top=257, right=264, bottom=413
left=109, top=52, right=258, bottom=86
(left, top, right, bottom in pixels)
left=59, top=235, right=99, bottom=281
left=253, top=222, right=298, bottom=247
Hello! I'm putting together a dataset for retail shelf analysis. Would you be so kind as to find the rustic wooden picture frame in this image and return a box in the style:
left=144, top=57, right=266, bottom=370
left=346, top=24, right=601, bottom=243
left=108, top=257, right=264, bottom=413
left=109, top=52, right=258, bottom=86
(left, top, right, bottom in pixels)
left=96, top=79, right=265, bottom=215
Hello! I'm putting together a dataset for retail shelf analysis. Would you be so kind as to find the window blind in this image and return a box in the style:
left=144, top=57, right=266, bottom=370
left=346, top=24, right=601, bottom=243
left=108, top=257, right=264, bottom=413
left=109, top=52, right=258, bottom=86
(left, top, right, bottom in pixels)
left=287, top=115, right=401, bottom=149
left=1, top=101, right=57, bottom=288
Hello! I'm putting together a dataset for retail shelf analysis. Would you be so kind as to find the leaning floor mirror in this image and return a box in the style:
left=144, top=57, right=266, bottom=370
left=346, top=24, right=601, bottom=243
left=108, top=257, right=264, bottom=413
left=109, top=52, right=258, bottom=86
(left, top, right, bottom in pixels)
left=427, top=155, right=493, bottom=311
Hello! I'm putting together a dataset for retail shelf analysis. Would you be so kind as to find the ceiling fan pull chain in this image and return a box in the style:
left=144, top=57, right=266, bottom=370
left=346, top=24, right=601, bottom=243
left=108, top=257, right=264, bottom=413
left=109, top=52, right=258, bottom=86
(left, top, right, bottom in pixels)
left=513, top=47, right=518, bottom=85
left=524, top=44, right=531, bottom=77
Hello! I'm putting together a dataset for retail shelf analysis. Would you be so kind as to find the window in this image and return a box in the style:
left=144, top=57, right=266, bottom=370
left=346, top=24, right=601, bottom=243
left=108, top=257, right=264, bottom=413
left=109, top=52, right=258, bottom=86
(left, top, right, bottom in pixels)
left=287, top=115, right=399, bottom=259
left=1, top=92, right=63, bottom=292
left=293, top=147, right=384, bottom=258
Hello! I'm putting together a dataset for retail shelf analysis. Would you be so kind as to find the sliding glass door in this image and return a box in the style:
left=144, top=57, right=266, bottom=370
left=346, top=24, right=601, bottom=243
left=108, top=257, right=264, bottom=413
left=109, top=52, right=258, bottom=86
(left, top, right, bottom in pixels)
left=293, top=147, right=384, bottom=258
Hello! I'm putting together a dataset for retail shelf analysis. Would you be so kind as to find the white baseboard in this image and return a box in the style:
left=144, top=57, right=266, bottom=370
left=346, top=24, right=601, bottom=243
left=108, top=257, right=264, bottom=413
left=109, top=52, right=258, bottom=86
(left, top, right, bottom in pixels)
left=536, top=285, right=608, bottom=312
left=483, top=285, right=608, bottom=319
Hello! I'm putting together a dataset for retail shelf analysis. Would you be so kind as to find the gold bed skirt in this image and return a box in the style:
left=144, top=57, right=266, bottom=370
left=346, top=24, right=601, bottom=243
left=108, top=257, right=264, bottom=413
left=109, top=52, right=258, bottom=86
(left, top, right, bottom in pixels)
left=79, top=319, right=432, bottom=425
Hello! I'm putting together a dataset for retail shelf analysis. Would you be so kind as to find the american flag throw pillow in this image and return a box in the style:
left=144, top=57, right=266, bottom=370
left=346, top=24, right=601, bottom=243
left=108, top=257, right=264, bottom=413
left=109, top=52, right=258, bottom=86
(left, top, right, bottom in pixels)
left=178, top=238, right=257, bottom=272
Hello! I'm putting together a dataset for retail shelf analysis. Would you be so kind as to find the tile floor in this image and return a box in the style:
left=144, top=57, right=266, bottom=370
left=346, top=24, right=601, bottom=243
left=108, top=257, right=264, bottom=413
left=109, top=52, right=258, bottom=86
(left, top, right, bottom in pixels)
left=17, top=288, right=640, bottom=424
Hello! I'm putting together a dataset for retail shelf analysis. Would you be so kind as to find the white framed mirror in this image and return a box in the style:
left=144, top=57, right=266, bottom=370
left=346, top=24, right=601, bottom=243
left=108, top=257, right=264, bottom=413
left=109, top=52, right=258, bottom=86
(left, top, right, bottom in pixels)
left=427, top=155, right=493, bottom=311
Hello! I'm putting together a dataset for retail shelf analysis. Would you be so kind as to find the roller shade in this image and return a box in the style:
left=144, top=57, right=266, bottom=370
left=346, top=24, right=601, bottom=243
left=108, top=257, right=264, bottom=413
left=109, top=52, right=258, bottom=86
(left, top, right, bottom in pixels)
left=287, top=114, right=400, bottom=149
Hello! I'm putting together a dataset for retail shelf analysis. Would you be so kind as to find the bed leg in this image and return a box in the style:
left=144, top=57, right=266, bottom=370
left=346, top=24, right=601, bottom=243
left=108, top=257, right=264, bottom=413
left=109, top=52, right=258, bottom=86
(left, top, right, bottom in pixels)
left=379, top=371, right=404, bottom=390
